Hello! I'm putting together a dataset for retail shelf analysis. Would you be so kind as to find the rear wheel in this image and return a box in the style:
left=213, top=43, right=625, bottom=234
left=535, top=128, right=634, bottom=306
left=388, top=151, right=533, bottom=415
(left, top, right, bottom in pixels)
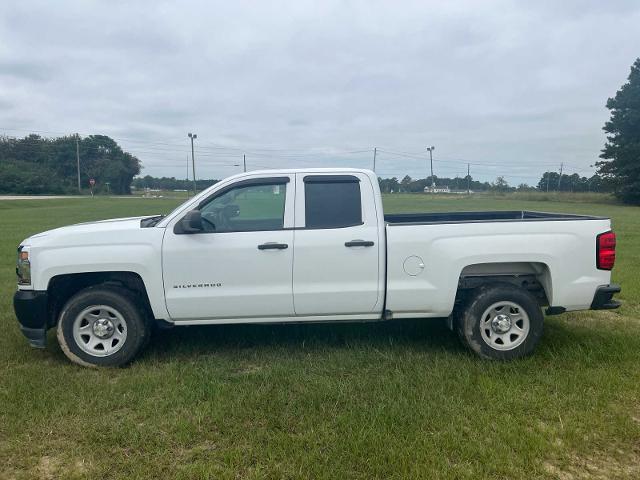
left=57, top=286, right=150, bottom=367
left=455, top=283, right=543, bottom=360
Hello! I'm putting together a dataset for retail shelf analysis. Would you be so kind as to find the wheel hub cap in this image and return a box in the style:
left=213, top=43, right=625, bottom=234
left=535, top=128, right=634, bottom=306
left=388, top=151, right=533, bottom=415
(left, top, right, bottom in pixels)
left=72, top=305, right=128, bottom=357
left=92, top=318, right=115, bottom=338
left=491, top=314, right=512, bottom=334
left=479, top=301, right=531, bottom=352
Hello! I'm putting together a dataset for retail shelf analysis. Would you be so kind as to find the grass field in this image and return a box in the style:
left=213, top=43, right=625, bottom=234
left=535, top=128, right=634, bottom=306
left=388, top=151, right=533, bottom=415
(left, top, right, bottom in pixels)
left=1, top=194, right=639, bottom=479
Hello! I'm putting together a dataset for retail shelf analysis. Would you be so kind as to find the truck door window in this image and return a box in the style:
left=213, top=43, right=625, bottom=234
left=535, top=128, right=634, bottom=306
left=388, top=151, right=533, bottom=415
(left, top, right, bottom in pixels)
left=199, top=182, right=287, bottom=232
left=304, top=176, right=362, bottom=229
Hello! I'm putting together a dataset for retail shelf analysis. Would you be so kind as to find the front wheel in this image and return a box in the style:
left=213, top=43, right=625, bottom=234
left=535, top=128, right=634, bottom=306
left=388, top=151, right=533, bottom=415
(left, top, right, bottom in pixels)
left=57, top=286, right=150, bottom=367
left=455, top=283, right=544, bottom=360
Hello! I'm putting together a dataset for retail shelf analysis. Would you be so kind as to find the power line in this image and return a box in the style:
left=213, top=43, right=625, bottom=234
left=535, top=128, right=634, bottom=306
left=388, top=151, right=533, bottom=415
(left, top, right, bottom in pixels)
left=0, top=128, right=601, bottom=183
left=0, top=127, right=374, bottom=156
left=0, top=128, right=599, bottom=171
left=0, top=129, right=595, bottom=173
left=376, top=148, right=565, bottom=169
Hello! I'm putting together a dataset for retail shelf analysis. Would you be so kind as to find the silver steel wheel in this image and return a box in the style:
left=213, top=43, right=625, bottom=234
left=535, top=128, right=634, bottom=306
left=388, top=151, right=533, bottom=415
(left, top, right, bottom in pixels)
left=72, top=305, right=128, bottom=357
left=479, top=301, right=530, bottom=351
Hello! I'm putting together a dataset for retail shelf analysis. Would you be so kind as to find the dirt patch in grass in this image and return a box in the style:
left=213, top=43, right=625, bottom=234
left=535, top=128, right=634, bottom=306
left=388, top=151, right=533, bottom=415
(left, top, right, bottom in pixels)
left=31, top=455, right=88, bottom=480
left=544, top=449, right=640, bottom=480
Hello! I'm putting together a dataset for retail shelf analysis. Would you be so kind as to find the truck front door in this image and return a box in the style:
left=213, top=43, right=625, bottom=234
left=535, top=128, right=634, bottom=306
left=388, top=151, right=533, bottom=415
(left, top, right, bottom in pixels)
left=162, top=176, right=295, bottom=321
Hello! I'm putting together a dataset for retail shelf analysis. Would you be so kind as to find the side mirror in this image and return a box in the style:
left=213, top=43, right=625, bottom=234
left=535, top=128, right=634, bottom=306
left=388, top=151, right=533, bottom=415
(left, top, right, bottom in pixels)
left=181, top=210, right=204, bottom=233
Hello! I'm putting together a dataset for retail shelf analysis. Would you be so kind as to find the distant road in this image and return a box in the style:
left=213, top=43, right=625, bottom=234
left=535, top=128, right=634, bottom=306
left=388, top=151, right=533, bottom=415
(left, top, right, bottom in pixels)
left=0, top=195, right=172, bottom=200
left=0, top=195, right=83, bottom=200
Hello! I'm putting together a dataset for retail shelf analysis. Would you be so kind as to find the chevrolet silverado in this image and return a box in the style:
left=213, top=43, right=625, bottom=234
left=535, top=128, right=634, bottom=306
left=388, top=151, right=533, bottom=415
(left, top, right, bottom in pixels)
left=13, top=168, right=621, bottom=367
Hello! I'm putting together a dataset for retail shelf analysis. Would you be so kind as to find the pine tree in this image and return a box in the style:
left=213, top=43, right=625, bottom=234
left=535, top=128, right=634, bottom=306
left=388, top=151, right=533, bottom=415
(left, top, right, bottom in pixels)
left=598, top=58, right=640, bottom=204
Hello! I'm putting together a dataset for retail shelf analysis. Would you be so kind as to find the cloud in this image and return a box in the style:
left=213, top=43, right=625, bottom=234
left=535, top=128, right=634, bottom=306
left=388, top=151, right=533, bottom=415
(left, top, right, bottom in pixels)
left=1, top=0, right=639, bottom=184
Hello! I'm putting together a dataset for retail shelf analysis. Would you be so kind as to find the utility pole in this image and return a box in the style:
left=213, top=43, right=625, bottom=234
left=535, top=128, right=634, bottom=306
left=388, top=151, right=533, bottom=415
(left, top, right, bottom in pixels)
left=76, top=134, right=81, bottom=193
left=373, top=147, right=377, bottom=172
left=188, top=132, right=197, bottom=195
left=427, top=146, right=435, bottom=190
left=185, top=155, right=191, bottom=197
left=243, top=154, right=247, bottom=172
left=546, top=173, right=550, bottom=192
left=467, top=163, right=470, bottom=194
left=557, top=162, right=563, bottom=191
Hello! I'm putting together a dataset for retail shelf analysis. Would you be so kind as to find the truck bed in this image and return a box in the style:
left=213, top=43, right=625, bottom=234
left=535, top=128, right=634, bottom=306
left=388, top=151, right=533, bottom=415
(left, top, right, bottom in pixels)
left=384, top=210, right=607, bottom=225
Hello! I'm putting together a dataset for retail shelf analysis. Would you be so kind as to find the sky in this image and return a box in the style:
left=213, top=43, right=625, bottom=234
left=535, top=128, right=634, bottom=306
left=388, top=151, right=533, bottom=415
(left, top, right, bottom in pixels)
left=1, top=0, right=639, bottom=185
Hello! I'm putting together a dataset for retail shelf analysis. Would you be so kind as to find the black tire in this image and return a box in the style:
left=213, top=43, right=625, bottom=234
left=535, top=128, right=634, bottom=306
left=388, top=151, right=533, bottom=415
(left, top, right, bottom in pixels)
left=56, top=286, right=150, bottom=367
left=455, top=283, right=544, bottom=360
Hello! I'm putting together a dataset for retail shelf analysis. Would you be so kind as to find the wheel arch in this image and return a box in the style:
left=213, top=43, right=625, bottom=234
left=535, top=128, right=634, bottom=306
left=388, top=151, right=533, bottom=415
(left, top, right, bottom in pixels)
left=47, top=271, right=155, bottom=327
left=456, top=261, right=553, bottom=307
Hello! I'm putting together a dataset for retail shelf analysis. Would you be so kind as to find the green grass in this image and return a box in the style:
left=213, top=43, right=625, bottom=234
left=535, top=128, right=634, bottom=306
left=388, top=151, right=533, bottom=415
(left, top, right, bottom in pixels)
left=0, top=194, right=639, bottom=479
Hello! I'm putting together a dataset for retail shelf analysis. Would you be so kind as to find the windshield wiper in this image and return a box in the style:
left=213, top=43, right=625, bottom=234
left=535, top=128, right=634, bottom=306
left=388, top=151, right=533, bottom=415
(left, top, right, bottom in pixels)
left=140, top=215, right=165, bottom=228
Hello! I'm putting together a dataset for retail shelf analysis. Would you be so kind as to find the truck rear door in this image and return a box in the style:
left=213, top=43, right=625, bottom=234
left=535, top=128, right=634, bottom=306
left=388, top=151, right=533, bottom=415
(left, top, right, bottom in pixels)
left=292, top=173, right=383, bottom=315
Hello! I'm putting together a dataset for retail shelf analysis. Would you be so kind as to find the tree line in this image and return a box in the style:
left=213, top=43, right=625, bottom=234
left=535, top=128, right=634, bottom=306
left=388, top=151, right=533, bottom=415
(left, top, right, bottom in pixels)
left=377, top=172, right=612, bottom=193
left=0, top=134, right=140, bottom=194
left=131, top=175, right=218, bottom=191
left=536, top=172, right=612, bottom=193
left=379, top=175, right=490, bottom=193
left=133, top=172, right=608, bottom=194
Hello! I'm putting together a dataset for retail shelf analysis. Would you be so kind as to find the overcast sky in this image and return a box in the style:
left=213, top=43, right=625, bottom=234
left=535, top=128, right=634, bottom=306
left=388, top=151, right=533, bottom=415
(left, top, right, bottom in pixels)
left=1, top=1, right=639, bottom=185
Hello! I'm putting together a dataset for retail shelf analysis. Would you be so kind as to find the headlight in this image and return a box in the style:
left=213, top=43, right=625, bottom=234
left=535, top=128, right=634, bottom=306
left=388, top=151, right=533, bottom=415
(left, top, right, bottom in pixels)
left=16, top=246, right=31, bottom=285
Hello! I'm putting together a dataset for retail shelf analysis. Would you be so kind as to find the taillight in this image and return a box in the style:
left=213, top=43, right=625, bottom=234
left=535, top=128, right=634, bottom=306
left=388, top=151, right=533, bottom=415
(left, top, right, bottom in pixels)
left=596, top=231, right=616, bottom=270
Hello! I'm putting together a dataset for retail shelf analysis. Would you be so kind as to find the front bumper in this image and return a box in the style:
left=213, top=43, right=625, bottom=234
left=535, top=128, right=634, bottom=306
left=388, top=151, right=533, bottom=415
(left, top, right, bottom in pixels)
left=590, top=284, right=621, bottom=310
left=13, top=290, right=49, bottom=348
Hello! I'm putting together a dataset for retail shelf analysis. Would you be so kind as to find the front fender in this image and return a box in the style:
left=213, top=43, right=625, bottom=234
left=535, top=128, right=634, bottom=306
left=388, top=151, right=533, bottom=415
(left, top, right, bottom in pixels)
left=33, top=242, right=168, bottom=320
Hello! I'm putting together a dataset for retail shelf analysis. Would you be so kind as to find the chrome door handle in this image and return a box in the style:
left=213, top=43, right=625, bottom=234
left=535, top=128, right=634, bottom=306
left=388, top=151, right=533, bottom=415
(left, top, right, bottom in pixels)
left=258, top=242, right=288, bottom=250
left=345, top=240, right=374, bottom=247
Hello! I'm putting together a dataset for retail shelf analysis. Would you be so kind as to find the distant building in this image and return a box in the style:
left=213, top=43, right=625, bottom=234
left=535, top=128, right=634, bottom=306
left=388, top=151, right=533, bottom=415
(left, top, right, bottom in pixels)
left=424, top=185, right=451, bottom=193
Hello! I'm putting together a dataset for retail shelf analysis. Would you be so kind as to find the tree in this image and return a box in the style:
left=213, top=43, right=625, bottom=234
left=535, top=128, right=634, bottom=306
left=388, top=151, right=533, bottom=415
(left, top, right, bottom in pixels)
left=491, top=176, right=511, bottom=192
left=598, top=58, right=640, bottom=204
left=378, top=177, right=400, bottom=193
left=537, top=171, right=558, bottom=191
left=0, top=134, right=141, bottom=195
left=80, top=135, right=141, bottom=194
left=536, top=171, right=612, bottom=193
left=400, top=175, right=412, bottom=192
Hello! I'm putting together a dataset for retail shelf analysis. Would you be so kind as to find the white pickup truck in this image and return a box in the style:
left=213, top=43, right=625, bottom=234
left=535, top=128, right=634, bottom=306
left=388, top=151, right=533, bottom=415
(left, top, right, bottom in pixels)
left=14, top=168, right=620, bottom=367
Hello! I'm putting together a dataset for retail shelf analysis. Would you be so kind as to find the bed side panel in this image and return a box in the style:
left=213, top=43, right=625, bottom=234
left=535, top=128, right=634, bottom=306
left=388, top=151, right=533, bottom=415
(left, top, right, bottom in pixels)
left=385, top=219, right=612, bottom=317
